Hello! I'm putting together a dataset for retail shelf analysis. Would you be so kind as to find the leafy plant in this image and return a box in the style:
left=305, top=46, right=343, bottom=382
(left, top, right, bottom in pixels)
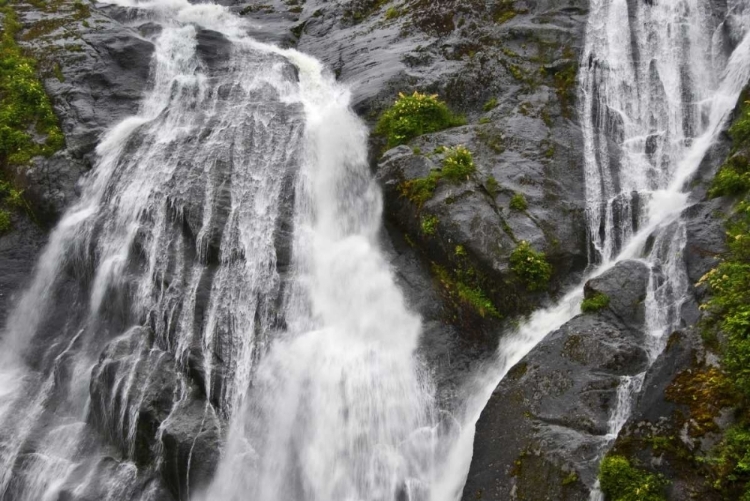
left=581, top=291, right=610, bottom=313
left=510, top=240, right=552, bottom=291
left=485, top=175, right=499, bottom=197
left=442, top=145, right=475, bottom=181
left=509, top=192, right=527, bottom=211
left=599, top=455, right=668, bottom=501
left=0, top=208, right=9, bottom=233
left=375, top=91, right=465, bottom=148
left=0, top=6, right=64, bottom=167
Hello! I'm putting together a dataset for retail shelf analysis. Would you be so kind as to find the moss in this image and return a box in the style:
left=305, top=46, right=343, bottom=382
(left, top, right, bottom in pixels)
left=420, top=214, right=439, bottom=236
left=375, top=91, right=465, bottom=149
left=510, top=241, right=552, bottom=291
left=562, top=471, right=579, bottom=486
left=484, top=175, right=499, bottom=198
left=599, top=455, right=668, bottom=501
left=399, top=170, right=441, bottom=207
left=478, top=116, right=491, bottom=125
left=0, top=208, right=10, bottom=233
left=665, top=366, right=734, bottom=437
left=476, top=124, right=505, bottom=153
left=384, top=6, right=401, bottom=20
left=551, top=63, right=578, bottom=119
left=581, top=291, right=610, bottom=313
left=483, top=97, right=498, bottom=112
left=509, top=192, right=527, bottom=211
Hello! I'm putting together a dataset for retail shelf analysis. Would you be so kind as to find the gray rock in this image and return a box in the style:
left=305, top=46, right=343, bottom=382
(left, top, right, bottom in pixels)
left=584, top=260, right=650, bottom=329
left=463, top=261, right=652, bottom=500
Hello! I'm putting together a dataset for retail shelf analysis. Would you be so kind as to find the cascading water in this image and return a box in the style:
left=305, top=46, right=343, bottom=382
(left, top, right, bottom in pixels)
left=0, top=1, right=440, bottom=499
left=442, top=0, right=750, bottom=499
left=2, top=0, right=750, bottom=499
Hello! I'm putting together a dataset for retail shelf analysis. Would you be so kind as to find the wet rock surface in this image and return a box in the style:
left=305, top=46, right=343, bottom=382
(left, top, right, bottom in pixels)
left=462, top=260, right=651, bottom=500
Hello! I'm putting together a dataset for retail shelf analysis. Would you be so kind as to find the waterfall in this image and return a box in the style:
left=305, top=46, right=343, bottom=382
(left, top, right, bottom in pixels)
left=0, top=0, right=439, bottom=499
left=441, top=0, right=750, bottom=498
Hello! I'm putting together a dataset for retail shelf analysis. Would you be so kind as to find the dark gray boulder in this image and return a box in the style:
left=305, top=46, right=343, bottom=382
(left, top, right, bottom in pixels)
left=584, top=259, right=651, bottom=329
left=462, top=260, right=651, bottom=500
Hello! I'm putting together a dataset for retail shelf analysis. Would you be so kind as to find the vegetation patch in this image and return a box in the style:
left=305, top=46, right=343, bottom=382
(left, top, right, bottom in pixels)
left=375, top=91, right=465, bottom=148
left=441, top=145, right=475, bottom=181
left=420, top=214, right=438, bottom=235
left=398, top=146, right=476, bottom=206
left=599, top=455, right=669, bottom=501
left=484, top=175, right=499, bottom=198
left=432, top=263, right=501, bottom=319
left=509, top=192, right=527, bottom=211
left=581, top=291, right=610, bottom=313
left=0, top=6, right=64, bottom=168
left=510, top=240, right=552, bottom=291
left=483, top=97, right=498, bottom=112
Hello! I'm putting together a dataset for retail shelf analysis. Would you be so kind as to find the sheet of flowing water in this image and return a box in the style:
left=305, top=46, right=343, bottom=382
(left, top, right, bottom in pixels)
left=0, top=0, right=438, bottom=499
left=440, top=1, right=750, bottom=499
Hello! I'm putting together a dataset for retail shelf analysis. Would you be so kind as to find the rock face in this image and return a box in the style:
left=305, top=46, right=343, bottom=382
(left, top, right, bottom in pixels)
left=90, top=328, right=221, bottom=500
left=462, top=260, right=651, bottom=500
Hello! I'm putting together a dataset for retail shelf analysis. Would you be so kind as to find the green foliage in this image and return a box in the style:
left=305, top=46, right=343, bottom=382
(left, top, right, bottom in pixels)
left=509, top=192, right=527, bottom=211
left=700, top=199, right=750, bottom=397
left=375, top=91, right=465, bottom=148
left=432, top=263, right=501, bottom=319
left=483, top=97, right=498, bottom=112
left=731, top=100, right=750, bottom=145
left=478, top=117, right=491, bottom=125
left=399, top=146, right=476, bottom=206
left=384, top=6, right=401, bottom=20
left=420, top=214, right=438, bottom=236
left=510, top=240, right=552, bottom=291
left=485, top=175, right=499, bottom=197
left=0, top=6, right=64, bottom=167
left=0, top=208, right=9, bottom=233
left=562, top=472, right=579, bottom=486
left=710, top=153, right=750, bottom=197
left=552, top=63, right=578, bottom=119
left=599, top=455, right=668, bottom=501
left=581, top=291, right=610, bottom=313
left=399, top=170, right=441, bottom=207
left=441, top=145, right=475, bottom=181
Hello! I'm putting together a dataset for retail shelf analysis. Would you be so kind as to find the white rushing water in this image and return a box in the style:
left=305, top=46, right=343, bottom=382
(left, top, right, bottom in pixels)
left=1, top=0, right=750, bottom=499
left=439, top=0, right=750, bottom=498
left=0, top=0, right=439, bottom=499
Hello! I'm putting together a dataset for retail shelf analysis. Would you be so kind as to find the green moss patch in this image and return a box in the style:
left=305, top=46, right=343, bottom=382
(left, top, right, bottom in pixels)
left=398, top=146, right=476, bottom=206
left=581, top=291, right=609, bottom=313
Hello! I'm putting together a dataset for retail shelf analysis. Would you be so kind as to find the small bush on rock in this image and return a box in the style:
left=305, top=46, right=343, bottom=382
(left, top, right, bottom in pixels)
left=442, top=145, right=475, bottom=181
left=375, top=91, right=465, bottom=148
left=581, top=291, right=610, bottom=313
left=510, top=241, right=552, bottom=291
left=509, top=192, right=527, bottom=211
left=599, top=455, right=668, bottom=501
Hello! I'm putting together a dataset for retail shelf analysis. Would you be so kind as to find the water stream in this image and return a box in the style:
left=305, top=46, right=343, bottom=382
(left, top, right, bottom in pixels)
left=0, top=0, right=749, bottom=500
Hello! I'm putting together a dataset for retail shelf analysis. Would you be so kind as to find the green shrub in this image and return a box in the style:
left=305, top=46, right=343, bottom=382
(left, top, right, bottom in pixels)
left=0, top=6, right=64, bottom=167
left=509, top=192, right=527, bottom=211
left=581, top=291, right=610, bottom=313
left=375, top=91, right=465, bottom=148
left=483, top=97, right=498, bottom=112
left=420, top=214, right=439, bottom=235
left=442, top=145, right=475, bottom=181
left=599, top=455, right=668, bottom=501
left=710, top=153, right=750, bottom=198
left=510, top=240, right=552, bottom=291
